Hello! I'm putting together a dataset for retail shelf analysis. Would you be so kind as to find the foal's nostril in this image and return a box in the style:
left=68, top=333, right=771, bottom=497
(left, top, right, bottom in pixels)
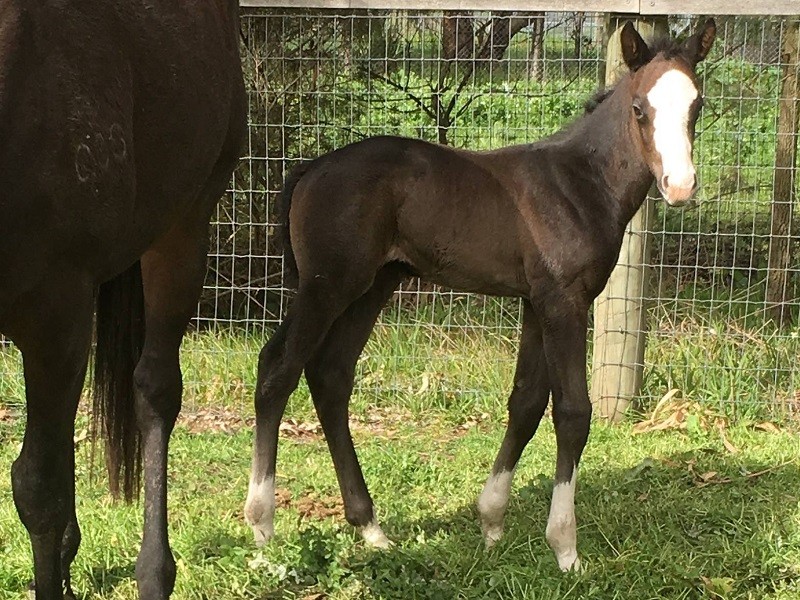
left=661, top=175, right=669, bottom=190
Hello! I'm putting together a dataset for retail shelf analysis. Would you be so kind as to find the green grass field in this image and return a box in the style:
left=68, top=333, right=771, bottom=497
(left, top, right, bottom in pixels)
left=1, top=318, right=800, bottom=599
left=1, top=404, right=799, bottom=599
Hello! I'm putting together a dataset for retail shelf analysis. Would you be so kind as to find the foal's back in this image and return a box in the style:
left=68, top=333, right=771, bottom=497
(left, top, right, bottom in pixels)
left=290, top=134, right=609, bottom=298
left=0, top=0, right=245, bottom=326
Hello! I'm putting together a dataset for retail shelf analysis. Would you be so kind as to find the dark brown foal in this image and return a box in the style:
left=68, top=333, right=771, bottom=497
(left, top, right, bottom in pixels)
left=245, top=20, right=716, bottom=570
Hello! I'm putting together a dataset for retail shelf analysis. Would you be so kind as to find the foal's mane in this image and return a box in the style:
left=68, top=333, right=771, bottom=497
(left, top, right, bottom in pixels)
left=583, top=35, right=691, bottom=115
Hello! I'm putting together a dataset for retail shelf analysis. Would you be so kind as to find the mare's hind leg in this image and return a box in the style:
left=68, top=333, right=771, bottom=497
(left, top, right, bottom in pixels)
left=11, top=276, right=93, bottom=600
left=245, top=275, right=373, bottom=544
left=304, top=263, right=406, bottom=548
left=133, top=220, right=214, bottom=599
left=59, top=458, right=81, bottom=599
left=478, top=302, right=550, bottom=547
left=539, top=297, right=591, bottom=572
left=133, top=144, right=241, bottom=597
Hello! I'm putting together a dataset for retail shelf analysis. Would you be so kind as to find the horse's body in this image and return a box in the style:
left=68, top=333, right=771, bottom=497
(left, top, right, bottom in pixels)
left=287, top=130, right=645, bottom=301
left=0, top=2, right=246, bottom=597
left=245, top=21, right=716, bottom=570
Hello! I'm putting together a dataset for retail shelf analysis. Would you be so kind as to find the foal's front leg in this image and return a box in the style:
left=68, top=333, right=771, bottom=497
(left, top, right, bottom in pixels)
left=478, top=302, right=550, bottom=547
left=539, top=302, right=591, bottom=571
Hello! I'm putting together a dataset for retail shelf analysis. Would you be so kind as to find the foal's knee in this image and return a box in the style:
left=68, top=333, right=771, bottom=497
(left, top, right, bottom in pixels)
left=553, top=400, right=591, bottom=427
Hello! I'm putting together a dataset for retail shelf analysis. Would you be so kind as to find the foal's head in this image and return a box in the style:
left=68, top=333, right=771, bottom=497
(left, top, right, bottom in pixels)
left=621, top=19, right=716, bottom=206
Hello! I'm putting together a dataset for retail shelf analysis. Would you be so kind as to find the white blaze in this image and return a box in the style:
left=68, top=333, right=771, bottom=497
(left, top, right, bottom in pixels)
left=545, top=470, right=580, bottom=571
left=647, top=69, right=698, bottom=203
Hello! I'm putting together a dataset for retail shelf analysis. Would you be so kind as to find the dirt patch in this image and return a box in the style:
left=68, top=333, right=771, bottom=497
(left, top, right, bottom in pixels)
left=178, top=407, right=250, bottom=434
left=275, top=487, right=293, bottom=508
left=175, top=404, right=503, bottom=441
left=0, top=407, right=14, bottom=422
left=451, top=411, right=492, bottom=437
left=275, top=487, right=344, bottom=520
left=351, top=405, right=408, bottom=439
left=279, top=418, right=322, bottom=441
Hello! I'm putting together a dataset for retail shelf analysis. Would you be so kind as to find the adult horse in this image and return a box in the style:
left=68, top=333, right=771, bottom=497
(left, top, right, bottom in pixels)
left=244, top=20, right=716, bottom=570
left=0, top=1, right=246, bottom=598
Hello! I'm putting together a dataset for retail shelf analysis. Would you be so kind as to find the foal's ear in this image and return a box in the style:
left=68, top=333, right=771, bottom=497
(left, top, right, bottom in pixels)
left=620, top=21, right=652, bottom=72
left=685, top=18, right=716, bottom=65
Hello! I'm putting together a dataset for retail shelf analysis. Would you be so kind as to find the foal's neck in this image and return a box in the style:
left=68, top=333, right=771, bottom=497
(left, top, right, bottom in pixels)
left=571, top=76, right=655, bottom=226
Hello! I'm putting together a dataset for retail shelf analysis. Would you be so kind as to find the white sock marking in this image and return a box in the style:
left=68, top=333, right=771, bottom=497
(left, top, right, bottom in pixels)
left=244, top=474, right=275, bottom=546
left=647, top=69, right=699, bottom=204
left=546, top=470, right=580, bottom=571
left=477, top=470, right=515, bottom=547
left=361, top=520, right=393, bottom=549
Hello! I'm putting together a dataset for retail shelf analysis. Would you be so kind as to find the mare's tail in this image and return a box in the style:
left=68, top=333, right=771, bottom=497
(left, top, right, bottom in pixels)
left=279, top=161, right=313, bottom=289
left=92, top=261, right=145, bottom=502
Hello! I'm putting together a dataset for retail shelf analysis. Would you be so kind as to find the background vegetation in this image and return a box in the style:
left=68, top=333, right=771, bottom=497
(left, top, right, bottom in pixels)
left=197, top=11, right=800, bottom=418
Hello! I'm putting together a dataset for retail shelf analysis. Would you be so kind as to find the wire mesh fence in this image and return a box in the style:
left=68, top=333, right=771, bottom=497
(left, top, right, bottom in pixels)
left=1, top=9, right=799, bottom=421
left=195, top=9, right=799, bottom=419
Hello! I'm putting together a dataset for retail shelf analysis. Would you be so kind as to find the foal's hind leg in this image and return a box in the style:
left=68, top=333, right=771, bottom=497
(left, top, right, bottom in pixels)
left=245, top=276, right=371, bottom=544
left=304, top=263, right=405, bottom=548
left=478, top=302, right=550, bottom=547
left=11, top=277, right=93, bottom=600
left=538, top=299, right=591, bottom=572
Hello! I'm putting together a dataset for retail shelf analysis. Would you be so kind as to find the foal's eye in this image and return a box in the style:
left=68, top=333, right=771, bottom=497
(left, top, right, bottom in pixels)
left=632, top=100, right=645, bottom=121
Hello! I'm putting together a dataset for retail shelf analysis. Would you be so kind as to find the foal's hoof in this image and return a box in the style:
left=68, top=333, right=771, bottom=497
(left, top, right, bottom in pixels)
left=360, top=521, right=393, bottom=549
left=244, top=481, right=276, bottom=547
left=244, top=501, right=275, bottom=546
left=555, top=551, right=582, bottom=573
left=247, top=517, right=274, bottom=547
left=480, top=521, right=504, bottom=549
left=478, top=505, right=506, bottom=548
left=477, top=471, right=513, bottom=549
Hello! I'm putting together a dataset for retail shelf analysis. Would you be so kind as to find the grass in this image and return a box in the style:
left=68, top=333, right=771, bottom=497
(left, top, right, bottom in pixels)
left=1, top=307, right=800, bottom=599
left=1, top=406, right=799, bottom=599
left=173, top=300, right=800, bottom=424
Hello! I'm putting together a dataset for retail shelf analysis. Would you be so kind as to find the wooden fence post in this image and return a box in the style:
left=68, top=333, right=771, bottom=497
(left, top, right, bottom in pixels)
left=590, top=16, right=668, bottom=421
left=766, top=18, right=799, bottom=327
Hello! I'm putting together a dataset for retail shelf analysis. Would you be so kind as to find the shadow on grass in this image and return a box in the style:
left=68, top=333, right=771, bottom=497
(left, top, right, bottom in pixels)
left=336, top=451, right=800, bottom=599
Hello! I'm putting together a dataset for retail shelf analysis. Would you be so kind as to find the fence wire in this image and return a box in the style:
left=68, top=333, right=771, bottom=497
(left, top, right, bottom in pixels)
left=1, top=10, right=798, bottom=421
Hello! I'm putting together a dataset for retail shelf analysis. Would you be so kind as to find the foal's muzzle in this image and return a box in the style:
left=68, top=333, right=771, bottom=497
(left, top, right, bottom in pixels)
left=659, top=172, right=698, bottom=206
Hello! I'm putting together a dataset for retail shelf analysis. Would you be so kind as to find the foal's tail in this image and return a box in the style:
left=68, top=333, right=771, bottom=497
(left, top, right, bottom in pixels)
left=279, top=160, right=313, bottom=289
left=92, top=261, right=145, bottom=502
